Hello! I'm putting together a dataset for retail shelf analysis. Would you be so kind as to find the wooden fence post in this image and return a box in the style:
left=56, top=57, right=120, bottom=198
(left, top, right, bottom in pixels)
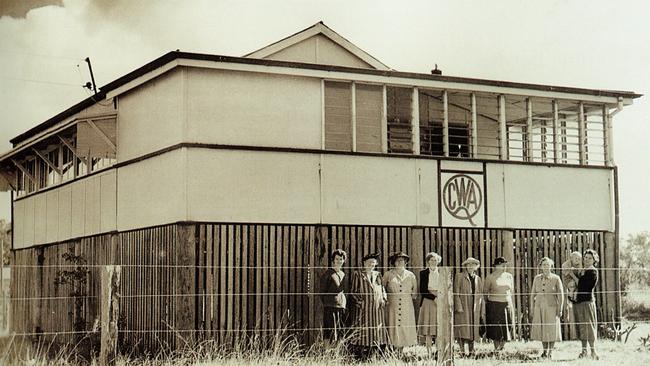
left=501, top=230, right=514, bottom=275
left=100, top=265, right=121, bottom=366
left=411, top=228, right=424, bottom=324
left=436, top=266, right=454, bottom=366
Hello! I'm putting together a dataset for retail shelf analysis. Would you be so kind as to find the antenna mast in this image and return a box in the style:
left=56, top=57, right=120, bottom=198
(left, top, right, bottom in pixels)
left=84, top=57, right=98, bottom=94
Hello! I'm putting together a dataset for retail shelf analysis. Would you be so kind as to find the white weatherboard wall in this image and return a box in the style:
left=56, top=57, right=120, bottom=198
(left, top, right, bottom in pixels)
left=486, top=164, right=613, bottom=231
left=116, top=148, right=186, bottom=231
left=264, top=34, right=373, bottom=69
left=321, top=155, right=438, bottom=226
left=117, top=68, right=184, bottom=162
left=187, top=150, right=438, bottom=226
left=12, top=170, right=117, bottom=249
left=186, top=69, right=322, bottom=149
left=186, top=149, right=321, bottom=223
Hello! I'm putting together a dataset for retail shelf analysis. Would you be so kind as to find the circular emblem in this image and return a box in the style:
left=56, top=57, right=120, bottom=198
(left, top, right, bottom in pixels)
left=442, top=174, right=483, bottom=226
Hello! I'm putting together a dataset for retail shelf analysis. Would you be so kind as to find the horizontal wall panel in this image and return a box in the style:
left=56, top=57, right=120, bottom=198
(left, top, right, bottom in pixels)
left=33, top=194, right=46, bottom=245
left=487, top=163, right=613, bottom=230
left=84, top=175, right=101, bottom=236
left=100, top=172, right=117, bottom=232
left=70, top=181, right=86, bottom=239
left=12, top=199, right=24, bottom=249
left=46, top=191, right=58, bottom=243
left=187, top=149, right=320, bottom=223
left=321, top=155, right=420, bottom=225
left=118, top=68, right=184, bottom=161
left=117, top=149, right=186, bottom=231
left=186, top=69, right=322, bottom=149
left=57, top=185, right=72, bottom=241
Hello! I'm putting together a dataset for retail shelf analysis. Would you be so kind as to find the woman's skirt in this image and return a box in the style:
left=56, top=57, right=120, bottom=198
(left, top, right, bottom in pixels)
left=418, top=297, right=437, bottom=336
left=323, top=307, right=346, bottom=341
left=573, top=301, right=597, bottom=342
left=530, top=304, right=562, bottom=342
left=485, top=300, right=511, bottom=341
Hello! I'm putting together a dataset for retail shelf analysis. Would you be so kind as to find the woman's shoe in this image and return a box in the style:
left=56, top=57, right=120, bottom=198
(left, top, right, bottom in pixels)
left=578, top=350, right=588, bottom=359
left=591, top=351, right=600, bottom=360
left=540, top=351, right=548, bottom=359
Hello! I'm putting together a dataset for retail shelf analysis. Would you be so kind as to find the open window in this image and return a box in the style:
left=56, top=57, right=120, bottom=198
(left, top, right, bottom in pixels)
left=386, top=86, right=412, bottom=153
left=10, top=115, right=117, bottom=197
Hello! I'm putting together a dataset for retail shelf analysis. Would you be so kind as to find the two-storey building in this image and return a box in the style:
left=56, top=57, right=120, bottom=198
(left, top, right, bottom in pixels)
left=0, top=22, right=641, bottom=350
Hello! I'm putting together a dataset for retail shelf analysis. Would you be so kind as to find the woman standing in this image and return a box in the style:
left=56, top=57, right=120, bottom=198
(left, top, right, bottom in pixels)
left=574, top=249, right=600, bottom=360
left=483, top=256, right=514, bottom=352
left=454, top=257, right=484, bottom=357
left=348, top=252, right=388, bottom=359
left=319, top=249, right=348, bottom=344
left=383, top=251, right=418, bottom=351
left=529, top=257, right=564, bottom=359
left=418, top=252, right=442, bottom=356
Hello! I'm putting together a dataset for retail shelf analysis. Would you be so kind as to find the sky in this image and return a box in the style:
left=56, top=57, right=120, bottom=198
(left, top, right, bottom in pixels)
left=0, top=0, right=648, bottom=238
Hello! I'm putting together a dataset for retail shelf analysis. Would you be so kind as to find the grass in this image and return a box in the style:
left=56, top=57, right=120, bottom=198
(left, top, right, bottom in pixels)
left=623, top=283, right=650, bottom=321
left=3, top=329, right=650, bottom=366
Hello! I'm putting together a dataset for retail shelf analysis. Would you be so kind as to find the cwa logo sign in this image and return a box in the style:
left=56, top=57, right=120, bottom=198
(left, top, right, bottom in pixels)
left=441, top=172, right=484, bottom=227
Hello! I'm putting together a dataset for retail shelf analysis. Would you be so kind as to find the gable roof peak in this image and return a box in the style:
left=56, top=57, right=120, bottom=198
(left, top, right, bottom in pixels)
left=244, top=21, right=390, bottom=71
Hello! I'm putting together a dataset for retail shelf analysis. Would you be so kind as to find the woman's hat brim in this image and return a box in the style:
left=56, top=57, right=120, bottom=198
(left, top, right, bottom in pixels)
left=462, top=258, right=480, bottom=266
left=362, top=253, right=381, bottom=261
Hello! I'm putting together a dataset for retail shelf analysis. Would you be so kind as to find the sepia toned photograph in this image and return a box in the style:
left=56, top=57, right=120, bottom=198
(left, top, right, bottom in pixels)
left=0, top=1, right=648, bottom=365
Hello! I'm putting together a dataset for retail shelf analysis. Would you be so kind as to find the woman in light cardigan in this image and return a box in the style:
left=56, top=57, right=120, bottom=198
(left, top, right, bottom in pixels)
left=418, top=252, right=442, bottom=356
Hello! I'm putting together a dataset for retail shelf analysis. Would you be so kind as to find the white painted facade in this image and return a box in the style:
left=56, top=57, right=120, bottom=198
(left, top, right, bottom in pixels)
left=5, top=23, right=630, bottom=249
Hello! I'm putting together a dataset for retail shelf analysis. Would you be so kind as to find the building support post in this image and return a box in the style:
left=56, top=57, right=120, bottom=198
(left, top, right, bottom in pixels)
left=443, top=90, right=450, bottom=157
left=320, top=80, right=326, bottom=149
left=578, top=102, right=586, bottom=165
left=498, top=95, right=508, bottom=160
left=351, top=82, right=357, bottom=152
left=604, top=232, right=620, bottom=327
left=411, top=228, right=424, bottom=323
left=312, top=226, right=329, bottom=343
left=175, top=224, right=196, bottom=344
left=100, top=265, right=121, bottom=366
left=436, top=266, right=454, bottom=365
left=501, top=230, right=515, bottom=275
left=381, top=85, right=388, bottom=153
left=526, top=98, right=533, bottom=161
left=552, top=100, right=560, bottom=164
left=471, top=93, right=478, bottom=158
left=605, top=104, right=614, bottom=166
left=412, top=87, right=420, bottom=155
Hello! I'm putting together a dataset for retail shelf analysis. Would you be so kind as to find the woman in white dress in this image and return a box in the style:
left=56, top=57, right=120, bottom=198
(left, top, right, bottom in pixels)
left=383, top=251, right=418, bottom=352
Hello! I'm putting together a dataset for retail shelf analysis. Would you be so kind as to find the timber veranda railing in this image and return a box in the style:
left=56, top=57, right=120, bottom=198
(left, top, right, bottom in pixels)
left=9, top=223, right=625, bottom=353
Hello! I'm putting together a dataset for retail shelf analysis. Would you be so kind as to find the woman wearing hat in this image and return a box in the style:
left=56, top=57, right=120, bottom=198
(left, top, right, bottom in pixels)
left=418, top=252, right=442, bottom=356
left=382, top=251, right=418, bottom=351
left=348, top=252, right=388, bottom=359
left=529, top=257, right=564, bottom=359
left=453, top=257, right=484, bottom=357
left=483, top=256, right=515, bottom=352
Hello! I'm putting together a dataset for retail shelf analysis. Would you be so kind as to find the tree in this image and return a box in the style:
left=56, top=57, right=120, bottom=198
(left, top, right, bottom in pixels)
left=0, top=219, right=10, bottom=265
left=620, top=231, right=650, bottom=293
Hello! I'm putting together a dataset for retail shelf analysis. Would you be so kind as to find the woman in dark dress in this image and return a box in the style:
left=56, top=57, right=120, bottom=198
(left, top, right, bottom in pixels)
left=319, top=249, right=347, bottom=345
left=573, top=249, right=600, bottom=360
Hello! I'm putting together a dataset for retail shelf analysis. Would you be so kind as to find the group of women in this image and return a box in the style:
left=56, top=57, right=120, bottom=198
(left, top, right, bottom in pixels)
left=319, top=248, right=601, bottom=360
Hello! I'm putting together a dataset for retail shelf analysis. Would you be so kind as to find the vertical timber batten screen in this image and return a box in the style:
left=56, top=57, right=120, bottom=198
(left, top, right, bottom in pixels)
left=11, top=225, right=620, bottom=353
